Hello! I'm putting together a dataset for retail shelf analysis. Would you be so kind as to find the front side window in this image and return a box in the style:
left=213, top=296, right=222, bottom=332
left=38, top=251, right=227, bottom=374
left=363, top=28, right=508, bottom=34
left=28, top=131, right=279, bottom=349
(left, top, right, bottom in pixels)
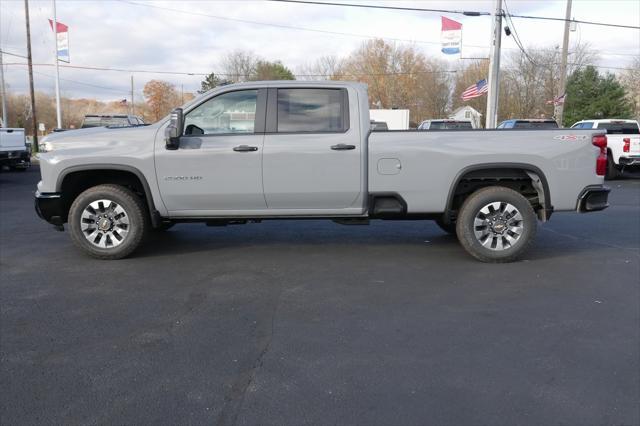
left=277, top=89, right=345, bottom=133
left=184, top=90, right=257, bottom=135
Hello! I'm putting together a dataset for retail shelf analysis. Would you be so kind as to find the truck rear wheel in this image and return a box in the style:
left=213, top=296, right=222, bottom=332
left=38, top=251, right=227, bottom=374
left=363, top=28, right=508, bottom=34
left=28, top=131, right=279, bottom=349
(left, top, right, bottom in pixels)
left=68, top=184, right=148, bottom=260
left=456, top=186, right=537, bottom=263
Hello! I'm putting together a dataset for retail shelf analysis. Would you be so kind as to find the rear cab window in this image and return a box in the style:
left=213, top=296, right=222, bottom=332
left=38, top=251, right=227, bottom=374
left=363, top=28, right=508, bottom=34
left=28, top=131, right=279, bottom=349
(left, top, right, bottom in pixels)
left=513, top=120, right=558, bottom=129
left=595, top=122, right=640, bottom=134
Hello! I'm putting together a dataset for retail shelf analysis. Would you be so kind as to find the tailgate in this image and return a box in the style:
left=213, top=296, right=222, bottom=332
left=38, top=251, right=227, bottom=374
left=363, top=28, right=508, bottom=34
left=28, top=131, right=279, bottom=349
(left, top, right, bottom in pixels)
left=0, top=129, right=27, bottom=150
left=629, top=136, right=640, bottom=154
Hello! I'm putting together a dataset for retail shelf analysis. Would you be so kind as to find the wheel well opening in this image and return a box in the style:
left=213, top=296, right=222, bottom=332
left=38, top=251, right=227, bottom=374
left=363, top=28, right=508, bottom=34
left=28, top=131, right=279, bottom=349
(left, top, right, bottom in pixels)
left=447, top=168, right=549, bottom=221
left=59, top=169, right=149, bottom=221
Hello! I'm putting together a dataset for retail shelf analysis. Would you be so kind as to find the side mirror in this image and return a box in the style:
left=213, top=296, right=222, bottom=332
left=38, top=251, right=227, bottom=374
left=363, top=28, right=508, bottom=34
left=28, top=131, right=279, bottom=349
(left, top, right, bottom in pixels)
left=165, top=108, right=184, bottom=150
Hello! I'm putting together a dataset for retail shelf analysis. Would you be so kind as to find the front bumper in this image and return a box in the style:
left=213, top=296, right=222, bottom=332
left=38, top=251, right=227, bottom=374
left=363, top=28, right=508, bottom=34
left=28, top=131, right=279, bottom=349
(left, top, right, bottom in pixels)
left=35, top=191, right=65, bottom=227
left=577, top=185, right=610, bottom=213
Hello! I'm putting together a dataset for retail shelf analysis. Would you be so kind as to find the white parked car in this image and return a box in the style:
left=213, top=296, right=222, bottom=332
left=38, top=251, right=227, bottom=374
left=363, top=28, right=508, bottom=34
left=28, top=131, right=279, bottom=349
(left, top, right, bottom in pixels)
left=571, top=119, right=640, bottom=179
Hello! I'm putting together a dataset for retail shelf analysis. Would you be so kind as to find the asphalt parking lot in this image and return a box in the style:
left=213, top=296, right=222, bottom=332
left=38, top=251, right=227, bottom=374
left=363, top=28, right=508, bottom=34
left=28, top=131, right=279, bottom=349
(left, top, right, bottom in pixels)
left=1, top=165, right=639, bottom=426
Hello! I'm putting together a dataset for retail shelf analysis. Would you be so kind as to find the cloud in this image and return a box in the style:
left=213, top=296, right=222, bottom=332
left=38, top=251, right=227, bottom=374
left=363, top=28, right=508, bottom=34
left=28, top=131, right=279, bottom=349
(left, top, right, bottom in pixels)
left=1, top=0, right=638, bottom=101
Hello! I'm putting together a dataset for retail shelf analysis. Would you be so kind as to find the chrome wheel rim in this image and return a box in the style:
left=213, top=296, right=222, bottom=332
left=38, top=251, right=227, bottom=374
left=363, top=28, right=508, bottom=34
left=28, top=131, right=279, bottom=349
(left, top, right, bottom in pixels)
left=80, top=199, right=130, bottom=248
left=473, top=201, right=523, bottom=251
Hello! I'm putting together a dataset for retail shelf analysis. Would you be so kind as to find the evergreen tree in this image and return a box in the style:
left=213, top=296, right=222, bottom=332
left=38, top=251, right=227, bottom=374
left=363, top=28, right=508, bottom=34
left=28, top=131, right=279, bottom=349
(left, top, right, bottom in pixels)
left=563, top=66, right=632, bottom=126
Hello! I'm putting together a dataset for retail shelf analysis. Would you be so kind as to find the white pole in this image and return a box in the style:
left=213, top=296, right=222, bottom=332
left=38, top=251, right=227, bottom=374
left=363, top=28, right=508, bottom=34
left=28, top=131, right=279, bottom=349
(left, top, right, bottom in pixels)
left=52, top=0, right=62, bottom=129
left=485, top=0, right=503, bottom=129
left=0, top=51, right=8, bottom=126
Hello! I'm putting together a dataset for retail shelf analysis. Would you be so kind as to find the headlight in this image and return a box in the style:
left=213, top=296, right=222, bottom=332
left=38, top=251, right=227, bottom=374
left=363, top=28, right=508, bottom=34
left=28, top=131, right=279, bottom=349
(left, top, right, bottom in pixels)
left=38, top=137, right=54, bottom=152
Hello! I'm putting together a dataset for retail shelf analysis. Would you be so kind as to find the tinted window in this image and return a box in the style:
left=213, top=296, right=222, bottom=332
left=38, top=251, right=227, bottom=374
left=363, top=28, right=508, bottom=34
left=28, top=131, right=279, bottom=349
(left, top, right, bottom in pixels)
left=81, top=116, right=102, bottom=128
left=103, top=117, right=131, bottom=127
left=277, top=89, right=345, bottom=132
left=597, top=122, right=639, bottom=134
left=184, top=90, right=257, bottom=135
left=443, top=121, right=472, bottom=129
left=513, top=121, right=558, bottom=129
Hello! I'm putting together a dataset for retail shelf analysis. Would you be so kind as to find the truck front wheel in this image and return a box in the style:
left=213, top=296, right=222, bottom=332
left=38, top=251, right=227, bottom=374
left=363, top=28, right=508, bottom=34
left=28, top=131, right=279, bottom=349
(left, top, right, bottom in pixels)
left=456, top=186, right=537, bottom=263
left=68, top=184, right=148, bottom=260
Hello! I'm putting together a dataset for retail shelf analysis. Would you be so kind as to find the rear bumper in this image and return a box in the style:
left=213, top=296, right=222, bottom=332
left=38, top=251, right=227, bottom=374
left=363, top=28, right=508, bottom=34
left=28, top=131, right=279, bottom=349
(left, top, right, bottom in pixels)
left=577, top=185, right=610, bottom=212
left=0, top=150, right=30, bottom=167
left=619, top=156, right=640, bottom=167
left=35, top=191, right=65, bottom=226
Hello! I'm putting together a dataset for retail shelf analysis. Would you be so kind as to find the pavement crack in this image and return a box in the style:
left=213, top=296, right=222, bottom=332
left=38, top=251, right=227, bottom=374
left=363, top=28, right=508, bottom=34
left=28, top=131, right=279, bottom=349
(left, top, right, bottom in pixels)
left=215, top=288, right=282, bottom=426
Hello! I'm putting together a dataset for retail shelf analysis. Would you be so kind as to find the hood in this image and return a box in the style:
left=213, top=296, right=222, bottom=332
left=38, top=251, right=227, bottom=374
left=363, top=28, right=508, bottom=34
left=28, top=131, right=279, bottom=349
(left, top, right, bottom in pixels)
left=40, top=123, right=161, bottom=153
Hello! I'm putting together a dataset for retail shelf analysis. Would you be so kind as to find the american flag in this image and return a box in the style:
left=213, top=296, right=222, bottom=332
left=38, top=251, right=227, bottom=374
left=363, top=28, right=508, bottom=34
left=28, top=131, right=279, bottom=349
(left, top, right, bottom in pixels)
left=461, top=79, right=488, bottom=101
left=545, top=93, right=565, bottom=105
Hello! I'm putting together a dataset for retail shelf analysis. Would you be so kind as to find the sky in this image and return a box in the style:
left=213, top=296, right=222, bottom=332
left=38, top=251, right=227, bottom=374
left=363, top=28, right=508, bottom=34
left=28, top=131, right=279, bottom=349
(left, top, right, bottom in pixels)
left=1, top=0, right=639, bottom=102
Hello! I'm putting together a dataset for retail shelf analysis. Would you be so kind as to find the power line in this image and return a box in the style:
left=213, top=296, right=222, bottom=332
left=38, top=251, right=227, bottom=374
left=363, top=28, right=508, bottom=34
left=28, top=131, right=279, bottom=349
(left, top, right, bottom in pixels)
left=268, top=0, right=488, bottom=16
left=508, top=13, right=639, bottom=30
left=118, top=0, right=484, bottom=49
left=33, top=70, right=130, bottom=95
left=4, top=61, right=460, bottom=77
left=273, top=0, right=640, bottom=30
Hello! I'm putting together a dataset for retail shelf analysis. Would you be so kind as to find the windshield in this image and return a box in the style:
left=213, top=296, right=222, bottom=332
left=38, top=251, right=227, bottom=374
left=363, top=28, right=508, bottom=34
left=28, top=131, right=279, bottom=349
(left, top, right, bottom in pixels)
left=597, top=122, right=640, bottom=134
left=513, top=121, right=558, bottom=129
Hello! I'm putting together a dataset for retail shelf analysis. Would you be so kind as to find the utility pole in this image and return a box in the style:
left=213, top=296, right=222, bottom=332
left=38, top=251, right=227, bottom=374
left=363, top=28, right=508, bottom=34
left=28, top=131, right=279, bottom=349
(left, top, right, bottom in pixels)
left=555, top=0, right=572, bottom=128
left=485, top=0, right=503, bottom=129
left=0, top=51, right=7, bottom=126
left=24, top=0, right=38, bottom=150
left=52, top=0, right=62, bottom=129
left=130, top=75, right=134, bottom=116
left=181, top=84, right=184, bottom=104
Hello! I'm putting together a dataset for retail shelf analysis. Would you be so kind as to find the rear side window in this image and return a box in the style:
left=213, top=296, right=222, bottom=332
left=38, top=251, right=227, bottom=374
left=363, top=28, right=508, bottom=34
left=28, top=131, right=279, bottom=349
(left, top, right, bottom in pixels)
left=277, top=89, right=347, bottom=133
left=596, top=122, right=640, bottom=134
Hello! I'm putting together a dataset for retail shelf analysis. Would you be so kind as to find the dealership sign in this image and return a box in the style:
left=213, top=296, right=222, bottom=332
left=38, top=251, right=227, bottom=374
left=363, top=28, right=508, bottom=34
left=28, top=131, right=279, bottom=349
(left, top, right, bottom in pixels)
left=48, top=19, right=70, bottom=63
left=441, top=16, right=462, bottom=55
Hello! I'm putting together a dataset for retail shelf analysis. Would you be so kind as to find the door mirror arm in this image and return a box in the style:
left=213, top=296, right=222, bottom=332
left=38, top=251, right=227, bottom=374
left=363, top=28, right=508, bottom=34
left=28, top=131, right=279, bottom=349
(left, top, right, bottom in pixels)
left=165, top=108, right=184, bottom=150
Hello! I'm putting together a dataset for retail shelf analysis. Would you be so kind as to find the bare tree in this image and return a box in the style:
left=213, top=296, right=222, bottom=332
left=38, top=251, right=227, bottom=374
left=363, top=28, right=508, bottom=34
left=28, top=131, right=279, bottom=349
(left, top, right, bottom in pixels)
left=222, top=50, right=259, bottom=82
left=337, top=39, right=451, bottom=125
left=620, top=56, right=640, bottom=120
left=297, top=55, right=344, bottom=80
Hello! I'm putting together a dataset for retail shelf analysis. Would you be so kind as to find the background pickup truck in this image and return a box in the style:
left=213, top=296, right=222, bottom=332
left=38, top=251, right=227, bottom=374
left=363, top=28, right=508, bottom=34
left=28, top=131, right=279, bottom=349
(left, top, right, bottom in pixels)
left=570, top=119, right=640, bottom=179
left=35, top=81, right=610, bottom=262
left=0, top=127, right=31, bottom=171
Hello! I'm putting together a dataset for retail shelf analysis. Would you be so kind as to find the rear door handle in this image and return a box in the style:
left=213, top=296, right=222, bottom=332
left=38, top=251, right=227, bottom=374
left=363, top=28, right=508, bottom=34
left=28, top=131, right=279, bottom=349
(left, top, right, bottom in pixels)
left=233, top=145, right=258, bottom=152
left=331, top=144, right=356, bottom=151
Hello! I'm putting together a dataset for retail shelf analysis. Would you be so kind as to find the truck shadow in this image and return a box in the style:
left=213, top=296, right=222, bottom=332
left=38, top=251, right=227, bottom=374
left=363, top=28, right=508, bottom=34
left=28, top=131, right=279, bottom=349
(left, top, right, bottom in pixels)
left=132, top=221, right=604, bottom=262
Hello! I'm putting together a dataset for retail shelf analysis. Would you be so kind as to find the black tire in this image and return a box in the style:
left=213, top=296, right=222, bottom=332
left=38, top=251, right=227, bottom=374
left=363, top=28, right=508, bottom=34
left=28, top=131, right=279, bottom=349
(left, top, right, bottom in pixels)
left=68, top=184, right=148, bottom=260
left=605, top=155, right=620, bottom=180
left=435, top=217, right=456, bottom=235
left=456, top=186, right=537, bottom=263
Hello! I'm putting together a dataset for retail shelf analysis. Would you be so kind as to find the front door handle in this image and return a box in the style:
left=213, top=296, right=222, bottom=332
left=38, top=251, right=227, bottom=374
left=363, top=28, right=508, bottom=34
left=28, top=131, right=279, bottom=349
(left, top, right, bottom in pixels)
left=331, top=144, right=356, bottom=151
left=233, top=145, right=258, bottom=152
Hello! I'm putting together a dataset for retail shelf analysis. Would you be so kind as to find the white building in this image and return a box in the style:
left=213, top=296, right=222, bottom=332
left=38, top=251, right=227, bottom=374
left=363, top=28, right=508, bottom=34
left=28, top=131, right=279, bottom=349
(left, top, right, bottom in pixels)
left=449, top=106, right=482, bottom=129
left=369, top=109, right=410, bottom=130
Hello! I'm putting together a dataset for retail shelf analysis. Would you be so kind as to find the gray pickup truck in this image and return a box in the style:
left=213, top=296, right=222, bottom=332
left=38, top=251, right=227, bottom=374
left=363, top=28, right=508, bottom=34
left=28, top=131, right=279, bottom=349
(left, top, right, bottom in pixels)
left=35, top=81, right=610, bottom=262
